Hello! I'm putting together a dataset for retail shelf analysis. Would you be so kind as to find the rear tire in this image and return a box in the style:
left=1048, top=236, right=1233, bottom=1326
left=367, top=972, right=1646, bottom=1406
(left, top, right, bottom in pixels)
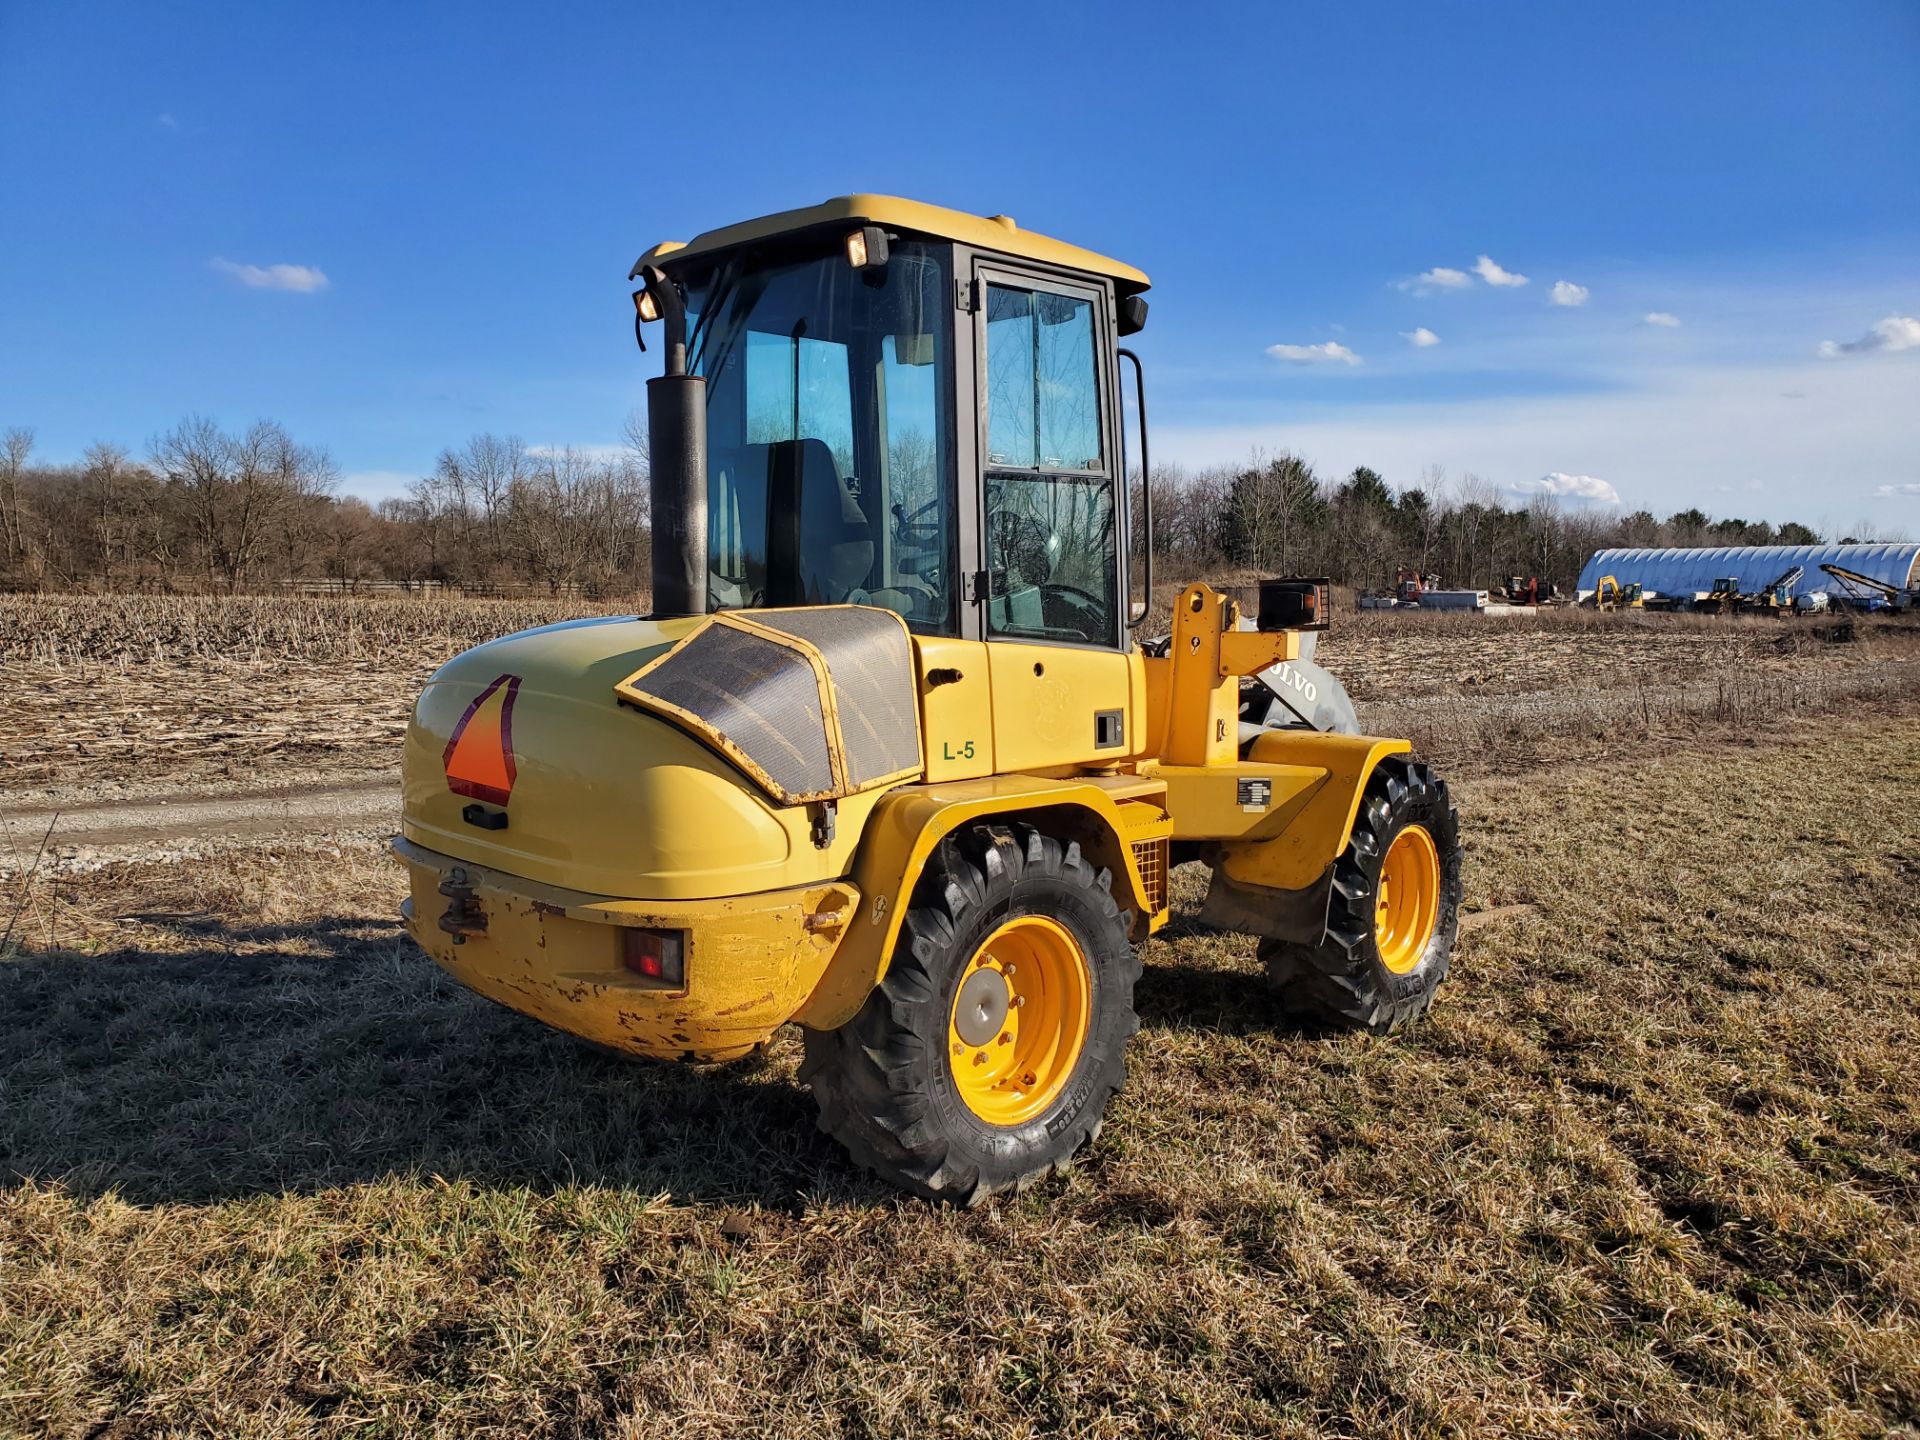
left=801, top=823, right=1139, bottom=1205
left=1260, top=756, right=1461, bottom=1033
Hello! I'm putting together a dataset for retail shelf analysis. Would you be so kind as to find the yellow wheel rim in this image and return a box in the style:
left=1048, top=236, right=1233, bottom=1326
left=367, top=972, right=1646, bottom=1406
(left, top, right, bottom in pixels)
left=1375, top=824, right=1441, bottom=975
left=946, top=915, right=1091, bottom=1126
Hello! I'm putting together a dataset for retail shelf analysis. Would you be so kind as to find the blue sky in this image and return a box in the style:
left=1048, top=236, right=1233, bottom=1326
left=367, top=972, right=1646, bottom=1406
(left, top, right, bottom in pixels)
left=2, top=0, right=1916, bottom=530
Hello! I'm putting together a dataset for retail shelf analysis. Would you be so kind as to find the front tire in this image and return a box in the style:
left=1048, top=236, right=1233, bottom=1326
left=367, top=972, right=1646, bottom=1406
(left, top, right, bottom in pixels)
left=801, top=823, right=1139, bottom=1205
left=1260, top=756, right=1461, bottom=1033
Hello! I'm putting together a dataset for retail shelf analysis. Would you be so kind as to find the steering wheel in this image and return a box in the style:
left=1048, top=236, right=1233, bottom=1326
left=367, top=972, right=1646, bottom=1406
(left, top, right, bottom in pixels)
left=892, top=496, right=942, bottom=546
left=987, top=510, right=1054, bottom=591
left=1038, top=581, right=1103, bottom=609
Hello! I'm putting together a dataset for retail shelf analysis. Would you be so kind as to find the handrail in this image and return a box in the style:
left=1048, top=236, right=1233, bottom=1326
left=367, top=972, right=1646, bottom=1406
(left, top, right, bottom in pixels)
left=1119, top=347, right=1151, bottom=627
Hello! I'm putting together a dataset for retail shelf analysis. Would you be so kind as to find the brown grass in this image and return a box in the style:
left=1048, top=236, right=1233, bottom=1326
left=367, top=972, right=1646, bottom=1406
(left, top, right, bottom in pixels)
left=5, top=592, right=1917, bottom=793
left=0, top=594, right=630, bottom=667
left=0, top=595, right=628, bottom=791
left=4, top=703, right=1918, bottom=1437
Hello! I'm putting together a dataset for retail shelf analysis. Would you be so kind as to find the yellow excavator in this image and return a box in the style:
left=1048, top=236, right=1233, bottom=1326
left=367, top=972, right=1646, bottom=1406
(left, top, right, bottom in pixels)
left=393, top=196, right=1462, bottom=1203
left=1593, top=574, right=1643, bottom=611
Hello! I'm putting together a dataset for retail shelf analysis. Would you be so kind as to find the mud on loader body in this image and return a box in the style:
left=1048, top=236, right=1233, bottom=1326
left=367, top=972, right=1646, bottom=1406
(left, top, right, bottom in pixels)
left=395, top=196, right=1462, bottom=1203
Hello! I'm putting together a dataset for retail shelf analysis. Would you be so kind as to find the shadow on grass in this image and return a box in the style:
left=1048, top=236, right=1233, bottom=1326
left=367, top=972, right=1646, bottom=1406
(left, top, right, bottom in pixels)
left=1131, top=952, right=1348, bottom=1040
left=0, top=915, right=878, bottom=1208
left=1131, top=905, right=1348, bottom=1041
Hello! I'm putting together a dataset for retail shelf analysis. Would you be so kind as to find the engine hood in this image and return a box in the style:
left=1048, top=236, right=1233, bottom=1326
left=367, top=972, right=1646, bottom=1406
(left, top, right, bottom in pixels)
left=399, top=614, right=884, bottom=900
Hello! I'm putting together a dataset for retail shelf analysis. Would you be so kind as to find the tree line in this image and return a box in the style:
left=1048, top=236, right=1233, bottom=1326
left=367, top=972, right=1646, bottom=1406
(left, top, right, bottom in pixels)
left=0, top=421, right=649, bottom=596
left=0, top=419, right=1863, bottom=598
left=1145, top=454, right=1845, bottom=596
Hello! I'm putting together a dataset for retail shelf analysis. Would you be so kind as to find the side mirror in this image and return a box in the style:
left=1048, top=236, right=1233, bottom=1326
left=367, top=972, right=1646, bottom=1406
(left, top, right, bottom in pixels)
left=1118, top=294, right=1149, bottom=337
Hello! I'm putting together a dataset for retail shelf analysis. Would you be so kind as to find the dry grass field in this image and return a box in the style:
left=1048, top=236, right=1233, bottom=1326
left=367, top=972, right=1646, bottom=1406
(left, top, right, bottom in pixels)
left=3, top=592, right=1916, bottom=797
left=3, top=593, right=1918, bottom=1438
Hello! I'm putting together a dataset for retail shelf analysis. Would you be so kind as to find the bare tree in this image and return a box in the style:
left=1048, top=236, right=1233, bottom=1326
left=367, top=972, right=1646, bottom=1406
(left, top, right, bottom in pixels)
left=1, top=426, right=33, bottom=568
left=77, top=443, right=136, bottom=583
left=150, top=417, right=335, bottom=590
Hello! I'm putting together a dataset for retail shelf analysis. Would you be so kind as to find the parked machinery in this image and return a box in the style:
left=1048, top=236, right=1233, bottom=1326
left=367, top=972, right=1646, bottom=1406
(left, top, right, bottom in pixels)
left=1501, top=575, right=1557, bottom=606
left=1747, top=564, right=1804, bottom=615
left=1820, top=562, right=1912, bottom=613
left=1592, top=575, right=1644, bottom=611
left=392, top=196, right=1464, bottom=1204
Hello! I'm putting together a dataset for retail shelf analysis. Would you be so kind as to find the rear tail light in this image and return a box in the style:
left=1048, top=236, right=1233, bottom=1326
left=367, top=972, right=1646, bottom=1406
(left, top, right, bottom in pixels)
left=622, top=927, right=686, bottom=988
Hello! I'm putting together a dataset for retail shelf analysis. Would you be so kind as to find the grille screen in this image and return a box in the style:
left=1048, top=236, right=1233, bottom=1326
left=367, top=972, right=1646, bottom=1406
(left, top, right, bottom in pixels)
left=1132, top=836, right=1169, bottom=916
left=632, top=622, right=835, bottom=800
left=615, top=606, right=922, bottom=806
left=753, top=607, right=921, bottom=789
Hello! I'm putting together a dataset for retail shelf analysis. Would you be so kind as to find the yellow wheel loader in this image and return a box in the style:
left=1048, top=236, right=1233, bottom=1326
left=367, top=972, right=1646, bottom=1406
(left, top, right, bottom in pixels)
left=394, top=196, right=1463, bottom=1204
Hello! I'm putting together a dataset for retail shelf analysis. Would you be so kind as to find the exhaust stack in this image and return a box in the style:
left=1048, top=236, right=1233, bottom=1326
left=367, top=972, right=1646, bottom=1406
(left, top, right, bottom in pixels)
left=635, top=264, right=707, bottom=619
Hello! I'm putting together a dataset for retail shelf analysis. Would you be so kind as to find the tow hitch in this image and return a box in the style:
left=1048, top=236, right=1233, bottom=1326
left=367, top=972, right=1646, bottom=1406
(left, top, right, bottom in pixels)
left=437, top=868, right=488, bottom=944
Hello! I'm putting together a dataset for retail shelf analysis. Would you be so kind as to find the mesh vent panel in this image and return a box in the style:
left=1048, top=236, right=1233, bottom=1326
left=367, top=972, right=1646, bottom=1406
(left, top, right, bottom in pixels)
left=638, top=624, right=834, bottom=799
left=755, top=608, right=922, bottom=787
left=1132, top=836, right=1169, bottom=916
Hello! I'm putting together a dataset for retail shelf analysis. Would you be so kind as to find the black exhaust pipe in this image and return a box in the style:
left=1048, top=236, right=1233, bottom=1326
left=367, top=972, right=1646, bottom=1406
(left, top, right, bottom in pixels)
left=636, top=264, right=707, bottom=619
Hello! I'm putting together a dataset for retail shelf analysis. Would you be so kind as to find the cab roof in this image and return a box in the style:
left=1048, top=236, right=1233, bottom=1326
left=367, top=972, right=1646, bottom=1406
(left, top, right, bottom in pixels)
left=632, top=193, right=1150, bottom=293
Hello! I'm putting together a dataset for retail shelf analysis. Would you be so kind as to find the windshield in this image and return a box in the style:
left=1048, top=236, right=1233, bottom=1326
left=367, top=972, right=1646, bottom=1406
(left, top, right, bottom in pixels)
left=684, top=242, right=956, bottom=633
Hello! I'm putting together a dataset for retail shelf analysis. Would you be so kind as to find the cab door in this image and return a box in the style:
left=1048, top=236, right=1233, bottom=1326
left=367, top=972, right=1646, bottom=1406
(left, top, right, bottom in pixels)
left=969, top=262, right=1141, bottom=771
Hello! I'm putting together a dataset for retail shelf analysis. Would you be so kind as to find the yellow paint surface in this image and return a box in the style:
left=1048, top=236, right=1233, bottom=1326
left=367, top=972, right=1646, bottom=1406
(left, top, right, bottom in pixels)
left=396, top=837, right=857, bottom=1062
left=635, top=193, right=1150, bottom=291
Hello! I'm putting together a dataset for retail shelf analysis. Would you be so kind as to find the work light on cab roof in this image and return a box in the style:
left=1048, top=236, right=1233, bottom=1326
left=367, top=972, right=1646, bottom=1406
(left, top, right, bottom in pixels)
left=392, top=192, right=1463, bottom=1206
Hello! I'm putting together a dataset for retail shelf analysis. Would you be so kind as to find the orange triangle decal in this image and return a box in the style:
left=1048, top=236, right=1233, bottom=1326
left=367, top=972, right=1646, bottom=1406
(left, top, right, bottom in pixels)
left=443, top=674, right=520, bottom=806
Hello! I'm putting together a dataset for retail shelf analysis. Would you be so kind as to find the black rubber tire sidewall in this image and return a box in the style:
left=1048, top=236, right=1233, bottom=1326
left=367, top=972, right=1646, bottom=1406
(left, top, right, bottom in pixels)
left=1261, top=757, right=1463, bottom=1033
left=1353, top=774, right=1460, bottom=1003
left=918, top=861, right=1132, bottom=1178
left=801, top=823, right=1139, bottom=1203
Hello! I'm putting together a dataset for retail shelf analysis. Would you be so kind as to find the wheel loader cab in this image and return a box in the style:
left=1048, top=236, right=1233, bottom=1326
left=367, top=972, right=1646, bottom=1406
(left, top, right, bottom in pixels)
left=667, top=216, right=1131, bottom=652
left=393, top=195, right=1463, bottom=1206
left=686, top=240, right=962, bottom=629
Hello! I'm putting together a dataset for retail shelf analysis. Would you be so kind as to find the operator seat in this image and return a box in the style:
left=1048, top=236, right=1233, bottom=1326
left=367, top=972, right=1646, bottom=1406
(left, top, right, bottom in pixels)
left=752, top=438, right=873, bottom=605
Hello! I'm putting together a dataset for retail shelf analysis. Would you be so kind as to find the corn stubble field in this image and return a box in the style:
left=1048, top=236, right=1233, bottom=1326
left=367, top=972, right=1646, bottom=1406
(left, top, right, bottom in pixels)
left=2, top=593, right=1918, bottom=1438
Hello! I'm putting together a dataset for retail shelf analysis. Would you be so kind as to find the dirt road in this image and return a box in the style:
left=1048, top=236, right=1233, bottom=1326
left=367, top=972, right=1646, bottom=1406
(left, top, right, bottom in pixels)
left=0, top=774, right=397, bottom=877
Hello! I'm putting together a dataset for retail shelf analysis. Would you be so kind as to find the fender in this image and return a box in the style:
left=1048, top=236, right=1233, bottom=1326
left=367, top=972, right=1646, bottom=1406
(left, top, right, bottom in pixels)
left=1219, top=730, right=1411, bottom=893
left=793, top=775, right=1166, bottom=1031
left=1191, top=731, right=1411, bottom=944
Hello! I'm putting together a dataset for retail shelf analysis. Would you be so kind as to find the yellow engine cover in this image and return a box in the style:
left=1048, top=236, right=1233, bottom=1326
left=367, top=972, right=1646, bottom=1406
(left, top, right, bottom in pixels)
left=401, top=614, right=887, bottom=900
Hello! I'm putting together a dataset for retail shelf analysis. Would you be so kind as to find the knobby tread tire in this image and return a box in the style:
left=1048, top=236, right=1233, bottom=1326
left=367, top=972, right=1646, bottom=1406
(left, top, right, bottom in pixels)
left=1260, top=755, right=1462, bottom=1034
left=800, top=822, right=1139, bottom=1205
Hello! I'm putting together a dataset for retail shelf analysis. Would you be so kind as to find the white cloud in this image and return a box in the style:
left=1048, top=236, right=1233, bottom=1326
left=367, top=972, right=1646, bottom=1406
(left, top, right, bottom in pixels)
left=1402, top=266, right=1471, bottom=294
left=157, top=112, right=179, bottom=129
left=1643, top=311, right=1681, bottom=327
left=1401, top=327, right=1441, bottom=348
left=1875, top=482, right=1920, bottom=498
left=1550, top=280, right=1589, bottom=307
left=1266, top=341, right=1361, bottom=366
left=1817, top=314, right=1920, bottom=358
left=1473, top=254, right=1528, bottom=288
left=1151, top=355, right=1920, bottom=521
left=211, top=257, right=329, bottom=293
left=1505, top=472, right=1621, bottom=506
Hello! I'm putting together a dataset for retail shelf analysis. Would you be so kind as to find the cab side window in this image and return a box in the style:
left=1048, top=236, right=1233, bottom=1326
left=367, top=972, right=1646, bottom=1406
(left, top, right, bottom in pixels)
left=982, top=283, right=1116, bottom=645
